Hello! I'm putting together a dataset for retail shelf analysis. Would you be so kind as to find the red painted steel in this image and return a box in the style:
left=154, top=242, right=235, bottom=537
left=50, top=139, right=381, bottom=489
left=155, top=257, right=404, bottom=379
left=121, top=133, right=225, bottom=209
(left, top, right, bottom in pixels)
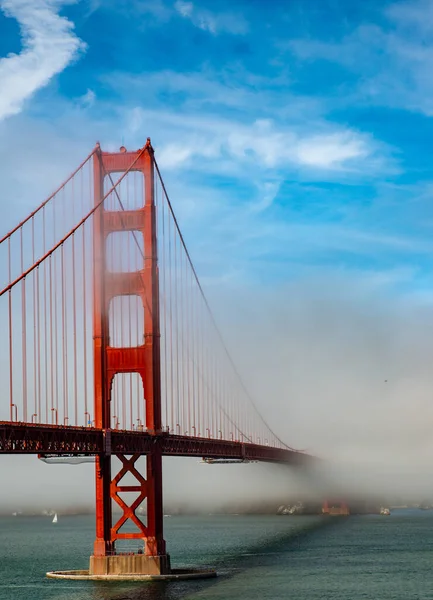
left=92, top=141, right=167, bottom=558
left=0, top=422, right=314, bottom=466
left=322, top=500, right=349, bottom=515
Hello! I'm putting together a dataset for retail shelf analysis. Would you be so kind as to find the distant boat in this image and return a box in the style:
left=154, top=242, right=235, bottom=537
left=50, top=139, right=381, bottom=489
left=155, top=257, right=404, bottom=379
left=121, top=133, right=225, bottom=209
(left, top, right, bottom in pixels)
left=278, top=501, right=305, bottom=515
left=52, top=513, right=58, bottom=523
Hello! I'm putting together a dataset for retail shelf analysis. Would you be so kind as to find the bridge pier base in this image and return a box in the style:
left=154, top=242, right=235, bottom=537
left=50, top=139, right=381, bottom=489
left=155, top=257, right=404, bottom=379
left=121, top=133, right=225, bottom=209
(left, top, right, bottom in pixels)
left=89, top=553, right=171, bottom=576
left=46, top=568, right=216, bottom=582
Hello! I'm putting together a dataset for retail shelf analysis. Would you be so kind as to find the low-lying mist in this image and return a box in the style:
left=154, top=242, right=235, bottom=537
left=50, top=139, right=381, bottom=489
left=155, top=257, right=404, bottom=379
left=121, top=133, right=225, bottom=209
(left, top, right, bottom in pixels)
left=210, top=272, right=433, bottom=501
left=1, top=272, right=433, bottom=513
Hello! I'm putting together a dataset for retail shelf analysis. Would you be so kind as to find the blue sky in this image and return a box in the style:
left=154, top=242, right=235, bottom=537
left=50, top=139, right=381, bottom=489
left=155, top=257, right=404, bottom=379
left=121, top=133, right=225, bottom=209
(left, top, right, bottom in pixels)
left=4, top=0, right=433, bottom=471
left=1, top=0, right=433, bottom=297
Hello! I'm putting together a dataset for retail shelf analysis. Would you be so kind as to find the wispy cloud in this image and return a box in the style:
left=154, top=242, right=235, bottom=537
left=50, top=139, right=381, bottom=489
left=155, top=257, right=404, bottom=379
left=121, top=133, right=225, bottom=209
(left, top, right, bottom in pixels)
left=78, top=88, right=96, bottom=108
left=294, top=131, right=370, bottom=169
left=129, top=107, right=388, bottom=176
left=101, top=58, right=400, bottom=286
left=174, top=1, right=248, bottom=35
left=110, top=67, right=321, bottom=122
left=112, top=65, right=391, bottom=177
left=0, top=0, right=85, bottom=121
left=287, top=0, right=433, bottom=115
left=0, top=0, right=419, bottom=294
left=250, top=181, right=281, bottom=213
left=105, top=49, right=398, bottom=179
left=386, top=0, right=433, bottom=30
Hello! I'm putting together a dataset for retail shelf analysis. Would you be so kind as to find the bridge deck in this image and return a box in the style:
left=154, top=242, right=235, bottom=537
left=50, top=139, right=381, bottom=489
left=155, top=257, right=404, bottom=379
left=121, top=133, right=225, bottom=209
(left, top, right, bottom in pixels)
left=0, top=422, right=311, bottom=465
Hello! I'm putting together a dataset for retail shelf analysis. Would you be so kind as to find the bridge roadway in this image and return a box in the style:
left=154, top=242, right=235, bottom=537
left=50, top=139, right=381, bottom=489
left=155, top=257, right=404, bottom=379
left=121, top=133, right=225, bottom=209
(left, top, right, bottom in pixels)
left=0, top=422, right=312, bottom=465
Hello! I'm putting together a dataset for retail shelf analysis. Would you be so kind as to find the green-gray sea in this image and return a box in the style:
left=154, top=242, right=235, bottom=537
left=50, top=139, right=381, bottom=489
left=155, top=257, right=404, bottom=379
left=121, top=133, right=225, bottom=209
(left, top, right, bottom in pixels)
left=1, top=511, right=432, bottom=599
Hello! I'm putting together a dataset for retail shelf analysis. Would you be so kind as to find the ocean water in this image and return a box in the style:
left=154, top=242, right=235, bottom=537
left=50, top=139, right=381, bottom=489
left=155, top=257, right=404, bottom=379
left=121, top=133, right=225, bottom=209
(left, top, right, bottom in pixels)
left=1, top=511, right=433, bottom=599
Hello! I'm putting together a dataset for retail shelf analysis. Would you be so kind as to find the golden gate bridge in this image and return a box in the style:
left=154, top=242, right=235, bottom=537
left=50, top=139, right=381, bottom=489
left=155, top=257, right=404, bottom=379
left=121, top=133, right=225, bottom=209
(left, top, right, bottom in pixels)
left=0, top=139, right=314, bottom=580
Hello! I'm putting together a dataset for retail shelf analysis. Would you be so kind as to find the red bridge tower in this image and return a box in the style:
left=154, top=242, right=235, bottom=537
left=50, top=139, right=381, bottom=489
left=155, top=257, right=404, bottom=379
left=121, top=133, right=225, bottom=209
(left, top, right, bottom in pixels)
left=90, top=140, right=170, bottom=576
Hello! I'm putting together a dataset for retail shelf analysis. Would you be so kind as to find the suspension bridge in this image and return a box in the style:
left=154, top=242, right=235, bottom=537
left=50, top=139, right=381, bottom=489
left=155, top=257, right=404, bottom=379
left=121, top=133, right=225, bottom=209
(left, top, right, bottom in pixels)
left=0, top=140, right=314, bottom=579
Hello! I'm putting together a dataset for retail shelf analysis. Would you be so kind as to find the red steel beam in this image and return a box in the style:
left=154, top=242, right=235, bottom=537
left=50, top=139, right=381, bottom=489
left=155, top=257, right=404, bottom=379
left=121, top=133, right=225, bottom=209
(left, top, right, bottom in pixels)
left=0, top=422, right=314, bottom=466
left=0, top=422, right=102, bottom=454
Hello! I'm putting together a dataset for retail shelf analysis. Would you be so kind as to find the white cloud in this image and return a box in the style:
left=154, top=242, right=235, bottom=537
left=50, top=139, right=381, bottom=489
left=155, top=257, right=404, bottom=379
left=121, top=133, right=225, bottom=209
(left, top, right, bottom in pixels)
left=78, top=88, right=96, bottom=108
left=295, top=131, right=369, bottom=169
left=105, top=66, right=392, bottom=179
left=288, top=1, right=433, bottom=116
left=138, top=109, right=383, bottom=174
left=175, top=0, right=192, bottom=18
left=386, top=0, right=433, bottom=30
left=109, top=67, right=321, bottom=121
left=0, top=101, right=402, bottom=290
left=157, top=142, right=196, bottom=168
left=174, top=0, right=248, bottom=35
left=0, top=0, right=85, bottom=121
left=250, top=181, right=281, bottom=213
left=135, top=0, right=172, bottom=21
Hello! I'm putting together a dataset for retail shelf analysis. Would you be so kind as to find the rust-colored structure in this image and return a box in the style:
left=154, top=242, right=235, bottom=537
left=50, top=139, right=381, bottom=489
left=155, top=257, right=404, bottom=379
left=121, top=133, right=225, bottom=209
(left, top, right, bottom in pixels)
left=322, top=500, right=350, bottom=516
left=91, top=141, right=169, bottom=575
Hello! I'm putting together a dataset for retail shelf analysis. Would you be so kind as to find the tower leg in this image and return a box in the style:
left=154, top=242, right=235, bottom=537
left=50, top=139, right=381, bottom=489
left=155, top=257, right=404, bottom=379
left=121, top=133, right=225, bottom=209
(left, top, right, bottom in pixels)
left=145, top=448, right=166, bottom=557
left=93, top=455, right=113, bottom=557
left=89, top=450, right=170, bottom=576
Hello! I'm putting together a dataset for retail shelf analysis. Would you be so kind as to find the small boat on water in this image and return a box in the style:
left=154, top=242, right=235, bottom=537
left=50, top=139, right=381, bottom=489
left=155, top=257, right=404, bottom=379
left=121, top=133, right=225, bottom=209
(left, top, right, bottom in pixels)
left=52, top=513, right=58, bottom=523
left=277, top=501, right=305, bottom=515
left=380, top=507, right=390, bottom=516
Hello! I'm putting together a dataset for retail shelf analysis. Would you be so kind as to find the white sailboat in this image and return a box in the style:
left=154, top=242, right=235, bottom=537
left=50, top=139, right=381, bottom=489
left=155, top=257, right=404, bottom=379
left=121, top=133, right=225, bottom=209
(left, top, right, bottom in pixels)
left=52, top=513, right=58, bottom=524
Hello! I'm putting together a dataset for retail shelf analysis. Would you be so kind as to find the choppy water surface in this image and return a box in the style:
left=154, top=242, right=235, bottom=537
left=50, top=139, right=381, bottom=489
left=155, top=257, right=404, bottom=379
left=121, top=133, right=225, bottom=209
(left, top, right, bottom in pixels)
left=1, top=512, right=433, bottom=599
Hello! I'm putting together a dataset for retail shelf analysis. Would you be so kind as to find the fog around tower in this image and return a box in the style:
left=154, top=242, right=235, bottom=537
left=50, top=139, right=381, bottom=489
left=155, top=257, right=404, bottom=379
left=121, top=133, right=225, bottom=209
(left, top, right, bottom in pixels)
left=1, top=272, right=433, bottom=514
